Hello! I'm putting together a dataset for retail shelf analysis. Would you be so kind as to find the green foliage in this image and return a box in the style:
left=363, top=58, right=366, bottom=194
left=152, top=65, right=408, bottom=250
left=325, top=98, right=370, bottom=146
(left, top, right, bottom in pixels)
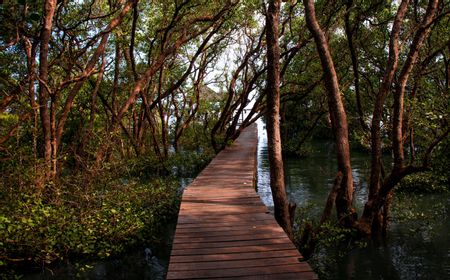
left=168, top=150, right=213, bottom=178
left=398, top=172, right=449, bottom=193
left=349, top=129, right=371, bottom=151
left=282, top=141, right=314, bottom=157
left=0, top=178, right=179, bottom=267
left=293, top=205, right=366, bottom=280
left=293, top=203, right=315, bottom=250
left=315, top=222, right=353, bottom=249
left=398, top=139, right=450, bottom=194
left=391, top=192, right=448, bottom=238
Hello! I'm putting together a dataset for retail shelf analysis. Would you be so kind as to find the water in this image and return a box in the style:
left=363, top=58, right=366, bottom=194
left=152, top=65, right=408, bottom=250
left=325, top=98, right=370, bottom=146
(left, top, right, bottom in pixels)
left=256, top=120, right=450, bottom=280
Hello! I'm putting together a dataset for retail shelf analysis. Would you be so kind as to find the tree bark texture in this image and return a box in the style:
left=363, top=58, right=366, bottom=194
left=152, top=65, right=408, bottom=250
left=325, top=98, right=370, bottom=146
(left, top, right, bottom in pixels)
left=38, top=0, right=57, bottom=180
left=359, top=0, right=439, bottom=236
left=392, top=0, right=439, bottom=170
left=343, top=0, right=366, bottom=131
left=266, top=0, right=294, bottom=239
left=303, top=0, right=356, bottom=226
left=368, top=0, right=410, bottom=204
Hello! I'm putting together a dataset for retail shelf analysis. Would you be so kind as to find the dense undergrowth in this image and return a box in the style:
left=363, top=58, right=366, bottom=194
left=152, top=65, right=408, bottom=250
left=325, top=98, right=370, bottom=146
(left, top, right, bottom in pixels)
left=0, top=178, right=178, bottom=266
left=0, top=148, right=214, bottom=277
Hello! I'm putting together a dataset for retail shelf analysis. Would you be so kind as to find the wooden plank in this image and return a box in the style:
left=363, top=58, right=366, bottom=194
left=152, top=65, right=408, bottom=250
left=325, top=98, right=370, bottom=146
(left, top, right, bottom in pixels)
left=168, top=256, right=304, bottom=271
left=181, top=198, right=263, bottom=205
left=183, top=188, right=257, bottom=194
left=174, top=226, right=285, bottom=238
left=172, top=232, right=289, bottom=244
left=175, top=223, right=286, bottom=233
left=180, top=203, right=263, bottom=208
left=212, top=272, right=319, bottom=280
left=171, top=243, right=296, bottom=256
left=170, top=238, right=293, bottom=250
left=178, top=207, right=267, bottom=214
left=176, top=213, right=272, bottom=221
left=182, top=196, right=261, bottom=201
left=167, top=263, right=312, bottom=279
left=169, top=249, right=300, bottom=263
left=175, top=218, right=277, bottom=228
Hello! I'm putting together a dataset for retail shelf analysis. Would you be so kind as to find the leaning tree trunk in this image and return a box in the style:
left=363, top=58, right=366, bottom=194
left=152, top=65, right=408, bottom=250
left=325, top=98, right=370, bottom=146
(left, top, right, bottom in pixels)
left=266, top=0, right=294, bottom=239
left=359, top=0, right=439, bottom=236
left=303, top=0, right=356, bottom=227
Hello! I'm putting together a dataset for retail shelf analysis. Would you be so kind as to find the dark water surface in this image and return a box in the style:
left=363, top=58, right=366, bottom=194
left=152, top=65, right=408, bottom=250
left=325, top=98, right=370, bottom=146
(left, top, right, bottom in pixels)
left=256, top=121, right=450, bottom=280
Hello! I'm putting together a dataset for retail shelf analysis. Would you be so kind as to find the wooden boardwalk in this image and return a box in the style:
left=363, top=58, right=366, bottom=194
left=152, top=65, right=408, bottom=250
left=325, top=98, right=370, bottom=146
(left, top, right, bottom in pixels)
left=167, top=125, right=317, bottom=280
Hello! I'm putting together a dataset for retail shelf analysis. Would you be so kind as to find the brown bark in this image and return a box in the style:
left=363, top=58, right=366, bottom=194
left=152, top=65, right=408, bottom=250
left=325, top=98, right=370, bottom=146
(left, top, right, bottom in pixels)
left=56, top=1, right=135, bottom=147
left=24, top=38, right=39, bottom=165
left=320, top=171, right=343, bottom=225
left=344, top=0, right=367, bottom=131
left=115, top=2, right=235, bottom=126
left=38, top=0, right=57, bottom=180
left=55, top=34, right=109, bottom=149
left=112, top=39, right=121, bottom=115
left=266, top=0, right=294, bottom=239
left=303, top=0, right=356, bottom=226
left=141, top=92, right=165, bottom=164
left=360, top=0, right=411, bottom=235
left=392, top=0, right=439, bottom=170
left=160, top=22, right=225, bottom=107
left=211, top=39, right=261, bottom=151
left=95, top=90, right=142, bottom=166
left=359, top=0, right=439, bottom=236
left=212, top=30, right=265, bottom=151
left=129, top=0, right=139, bottom=81
left=77, top=55, right=107, bottom=166
left=174, top=55, right=204, bottom=149
left=48, top=1, right=134, bottom=176
left=33, top=0, right=135, bottom=178
left=157, top=68, right=169, bottom=160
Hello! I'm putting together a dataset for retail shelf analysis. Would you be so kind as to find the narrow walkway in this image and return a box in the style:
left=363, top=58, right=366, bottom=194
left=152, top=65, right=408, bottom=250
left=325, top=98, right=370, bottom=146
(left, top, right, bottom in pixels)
left=167, top=125, right=317, bottom=280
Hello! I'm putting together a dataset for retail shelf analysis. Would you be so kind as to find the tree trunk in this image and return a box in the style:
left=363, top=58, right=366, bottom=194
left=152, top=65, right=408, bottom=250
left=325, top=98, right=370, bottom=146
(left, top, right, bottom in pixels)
left=38, top=0, right=57, bottom=181
left=24, top=38, right=39, bottom=175
left=357, top=0, right=410, bottom=236
left=266, top=0, right=294, bottom=239
left=392, top=0, right=439, bottom=170
left=359, top=0, right=438, bottom=236
left=344, top=0, right=366, bottom=130
left=303, top=0, right=356, bottom=227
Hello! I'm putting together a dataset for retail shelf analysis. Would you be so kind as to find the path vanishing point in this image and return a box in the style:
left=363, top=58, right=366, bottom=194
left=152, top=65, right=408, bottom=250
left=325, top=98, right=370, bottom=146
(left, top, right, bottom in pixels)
left=167, top=124, right=318, bottom=279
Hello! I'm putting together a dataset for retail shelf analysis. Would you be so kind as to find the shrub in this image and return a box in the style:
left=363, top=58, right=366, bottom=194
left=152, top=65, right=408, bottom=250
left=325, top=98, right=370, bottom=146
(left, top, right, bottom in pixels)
left=0, top=178, right=179, bottom=267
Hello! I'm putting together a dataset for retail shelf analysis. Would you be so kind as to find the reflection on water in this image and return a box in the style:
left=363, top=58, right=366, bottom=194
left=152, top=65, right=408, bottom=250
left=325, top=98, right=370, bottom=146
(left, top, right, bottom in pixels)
left=256, top=120, right=450, bottom=280
left=256, top=120, right=273, bottom=209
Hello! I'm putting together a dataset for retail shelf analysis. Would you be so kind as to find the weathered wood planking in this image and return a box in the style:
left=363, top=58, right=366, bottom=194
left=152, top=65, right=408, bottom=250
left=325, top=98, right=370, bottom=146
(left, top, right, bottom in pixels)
left=167, top=124, right=317, bottom=280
